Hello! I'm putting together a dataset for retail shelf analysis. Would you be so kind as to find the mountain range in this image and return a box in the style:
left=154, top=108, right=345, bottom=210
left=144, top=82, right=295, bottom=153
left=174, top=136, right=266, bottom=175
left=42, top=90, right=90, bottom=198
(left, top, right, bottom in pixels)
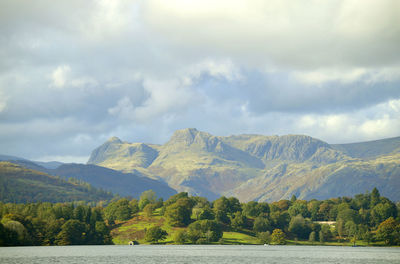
left=88, top=128, right=400, bottom=202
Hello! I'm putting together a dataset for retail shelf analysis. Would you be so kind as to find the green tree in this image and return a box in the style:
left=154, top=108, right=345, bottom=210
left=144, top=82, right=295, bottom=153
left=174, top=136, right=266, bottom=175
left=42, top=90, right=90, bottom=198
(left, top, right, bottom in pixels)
left=309, top=231, right=316, bottom=243
left=257, top=231, right=271, bottom=244
left=165, top=198, right=193, bottom=227
left=253, top=216, right=271, bottom=233
left=143, top=203, right=155, bottom=218
left=139, top=190, right=157, bottom=210
left=320, top=224, right=332, bottom=241
left=56, top=219, right=87, bottom=245
left=376, top=217, right=400, bottom=245
left=164, top=192, right=189, bottom=207
left=318, top=202, right=333, bottom=220
left=94, top=221, right=112, bottom=244
left=319, top=230, right=325, bottom=243
left=213, top=196, right=231, bottom=224
left=145, top=226, right=167, bottom=244
left=288, top=215, right=311, bottom=239
left=187, top=220, right=223, bottom=244
left=231, top=211, right=248, bottom=230
left=370, top=187, right=380, bottom=207
left=270, top=211, right=290, bottom=230
left=129, top=199, right=139, bottom=215
left=243, top=201, right=259, bottom=217
left=73, top=205, right=91, bottom=223
left=337, top=208, right=359, bottom=224
left=215, top=210, right=230, bottom=225
left=173, top=229, right=187, bottom=244
left=336, top=219, right=345, bottom=239
left=43, top=218, right=65, bottom=245
left=288, top=200, right=309, bottom=217
left=227, top=197, right=242, bottom=215
left=307, top=200, right=321, bottom=220
left=371, top=201, right=397, bottom=226
left=270, top=229, right=286, bottom=245
left=345, top=221, right=357, bottom=238
left=198, top=207, right=215, bottom=220
left=1, top=220, right=29, bottom=245
left=104, top=198, right=132, bottom=222
left=256, top=202, right=270, bottom=217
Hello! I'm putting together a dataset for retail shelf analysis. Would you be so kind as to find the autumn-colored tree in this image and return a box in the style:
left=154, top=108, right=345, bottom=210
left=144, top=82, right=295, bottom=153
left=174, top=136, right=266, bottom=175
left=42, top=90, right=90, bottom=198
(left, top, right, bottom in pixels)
left=270, top=229, right=286, bottom=245
left=376, top=217, right=400, bottom=245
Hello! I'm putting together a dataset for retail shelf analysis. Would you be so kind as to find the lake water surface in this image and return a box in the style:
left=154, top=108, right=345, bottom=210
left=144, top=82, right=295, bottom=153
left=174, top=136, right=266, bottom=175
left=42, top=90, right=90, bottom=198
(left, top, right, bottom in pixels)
left=0, top=245, right=399, bottom=264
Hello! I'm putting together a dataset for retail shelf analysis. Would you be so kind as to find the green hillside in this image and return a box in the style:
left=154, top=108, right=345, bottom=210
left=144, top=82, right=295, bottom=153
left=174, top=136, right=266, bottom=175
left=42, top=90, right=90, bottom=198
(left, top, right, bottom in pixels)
left=6, top=159, right=176, bottom=200
left=0, top=162, right=113, bottom=203
left=88, top=128, right=400, bottom=202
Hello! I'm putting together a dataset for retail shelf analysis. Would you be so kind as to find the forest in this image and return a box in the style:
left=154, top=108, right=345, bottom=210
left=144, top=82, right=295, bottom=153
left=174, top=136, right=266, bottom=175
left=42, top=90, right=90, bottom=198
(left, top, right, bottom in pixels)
left=0, top=188, right=399, bottom=246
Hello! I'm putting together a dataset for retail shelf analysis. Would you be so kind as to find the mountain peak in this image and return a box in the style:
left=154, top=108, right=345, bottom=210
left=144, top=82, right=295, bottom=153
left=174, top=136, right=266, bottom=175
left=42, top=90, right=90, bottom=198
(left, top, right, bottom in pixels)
left=107, top=136, right=122, bottom=144
left=168, top=128, right=200, bottom=145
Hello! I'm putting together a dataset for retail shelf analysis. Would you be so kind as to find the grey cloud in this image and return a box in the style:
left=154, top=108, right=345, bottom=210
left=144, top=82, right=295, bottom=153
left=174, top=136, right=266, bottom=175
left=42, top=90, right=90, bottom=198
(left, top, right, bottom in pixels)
left=0, top=0, right=399, bottom=161
left=142, top=0, right=400, bottom=69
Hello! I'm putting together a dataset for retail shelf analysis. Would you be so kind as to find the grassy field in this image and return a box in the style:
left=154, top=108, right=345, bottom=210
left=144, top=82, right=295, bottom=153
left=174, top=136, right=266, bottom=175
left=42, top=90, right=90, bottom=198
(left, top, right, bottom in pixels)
left=220, top=231, right=259, bottom=245
left=110, top=210, right=388, bottom=246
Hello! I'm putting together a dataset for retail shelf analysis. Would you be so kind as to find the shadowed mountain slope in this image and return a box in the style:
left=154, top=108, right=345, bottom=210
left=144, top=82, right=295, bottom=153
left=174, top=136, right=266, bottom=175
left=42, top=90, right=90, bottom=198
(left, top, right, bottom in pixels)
left=0, top=161, right=113, bottom=203
left=52, top=163, right=176, bottom=199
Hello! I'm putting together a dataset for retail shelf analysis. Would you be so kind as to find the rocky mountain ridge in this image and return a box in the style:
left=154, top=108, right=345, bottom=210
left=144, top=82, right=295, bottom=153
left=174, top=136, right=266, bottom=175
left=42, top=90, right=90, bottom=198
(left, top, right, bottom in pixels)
left=88, top=128, right=400, bottom=201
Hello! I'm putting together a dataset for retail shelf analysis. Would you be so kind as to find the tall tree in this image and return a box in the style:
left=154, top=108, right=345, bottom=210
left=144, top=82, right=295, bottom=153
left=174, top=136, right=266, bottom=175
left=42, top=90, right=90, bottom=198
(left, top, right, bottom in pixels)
left=56, top=219, right=87, bottom=245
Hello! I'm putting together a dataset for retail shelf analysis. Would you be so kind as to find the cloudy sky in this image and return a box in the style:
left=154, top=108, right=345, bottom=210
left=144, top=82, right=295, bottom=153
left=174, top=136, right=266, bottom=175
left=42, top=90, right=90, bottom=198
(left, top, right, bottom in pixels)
left=1, top=0, right=400, bottom=163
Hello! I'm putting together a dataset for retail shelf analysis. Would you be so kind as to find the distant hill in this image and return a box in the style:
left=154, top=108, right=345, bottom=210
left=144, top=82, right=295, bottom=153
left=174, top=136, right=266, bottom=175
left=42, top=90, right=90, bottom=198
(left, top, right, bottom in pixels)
left=0, top=161, right=113, bottom=203
left=51, top=163, right=176, bottom=199
left=0, top=154, right=28, bottom=162
left=6, top=159, right=176, bottom=200
left=34, top=161, right=64, bottom=169
left=0, top=155, right=63, bottom=169
left=331, top=136, right=400, bottom=159
left=88, top=128, right=400, bottom=201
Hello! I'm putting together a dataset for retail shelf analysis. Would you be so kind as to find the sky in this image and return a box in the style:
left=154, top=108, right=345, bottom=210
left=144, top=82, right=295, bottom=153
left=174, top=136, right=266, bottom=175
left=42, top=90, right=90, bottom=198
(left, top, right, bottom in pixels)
left=0, top=0, right=400, bottom=163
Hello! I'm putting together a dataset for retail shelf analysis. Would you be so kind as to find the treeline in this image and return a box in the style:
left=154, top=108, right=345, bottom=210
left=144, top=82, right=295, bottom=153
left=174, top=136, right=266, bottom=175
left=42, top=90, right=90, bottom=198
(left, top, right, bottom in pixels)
left=1, top=188, right=399, bottom=246
left=103, top=188, right=400, bottom=245
left=0, top=202, right=112, bottom=246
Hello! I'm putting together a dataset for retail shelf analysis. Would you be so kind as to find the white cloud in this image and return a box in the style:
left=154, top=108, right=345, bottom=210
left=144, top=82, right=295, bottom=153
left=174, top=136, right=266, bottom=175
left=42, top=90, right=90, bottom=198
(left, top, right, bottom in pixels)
left=108, top=96, right=135, bottom=119
left=51, top=65, right=71, bottom=88
left=70, top=77, right=98, bottom=88
left=296, top=99, right=400, bottom=143
left=293, top=68, right=367, bottom=84
left=185, top=59, right=243, bottom=82
left=50, top=65, right=98, bottom=90
left=35, top=155, right=89, bottom=163
left=143, top=0, right=400, bottom=69
left=293, top=66, right=400, bottom=85
left=0, top=90, right=8, bottom=113
left=79, top=0, right=137, bottom=41
left=133, top=78, right=198, bottom=122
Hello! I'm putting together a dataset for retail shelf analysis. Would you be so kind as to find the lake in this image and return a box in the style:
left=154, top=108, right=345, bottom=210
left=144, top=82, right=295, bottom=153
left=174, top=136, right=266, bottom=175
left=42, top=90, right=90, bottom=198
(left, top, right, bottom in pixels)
left=0, top=245, right=399, bottom=264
